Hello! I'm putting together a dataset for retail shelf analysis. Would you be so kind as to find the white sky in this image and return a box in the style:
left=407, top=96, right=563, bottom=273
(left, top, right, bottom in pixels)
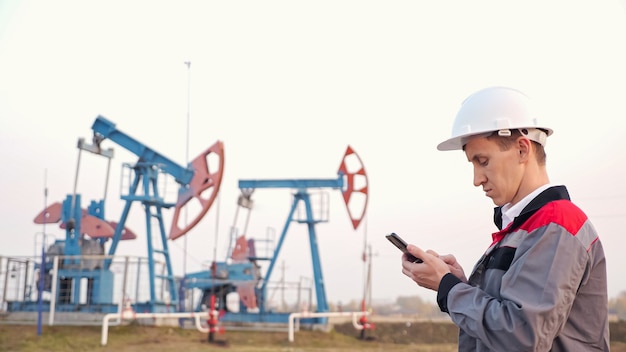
left=1, top=0, right=625, bottom=306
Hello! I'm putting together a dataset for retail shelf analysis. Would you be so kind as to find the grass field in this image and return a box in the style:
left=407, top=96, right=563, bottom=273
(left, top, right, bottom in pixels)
left=1, top=320, right=625, bottom=352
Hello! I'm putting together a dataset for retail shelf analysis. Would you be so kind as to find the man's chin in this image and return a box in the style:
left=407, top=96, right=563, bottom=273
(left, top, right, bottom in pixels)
left=488, top=196, right=506, bottom=207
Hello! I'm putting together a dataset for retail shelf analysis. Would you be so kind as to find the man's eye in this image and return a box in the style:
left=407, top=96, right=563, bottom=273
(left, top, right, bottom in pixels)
left=479, top=159, right=488, bottom=166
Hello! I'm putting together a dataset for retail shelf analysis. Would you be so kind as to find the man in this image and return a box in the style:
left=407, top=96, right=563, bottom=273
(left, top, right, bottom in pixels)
left=402, top=86, right=610, bottom=351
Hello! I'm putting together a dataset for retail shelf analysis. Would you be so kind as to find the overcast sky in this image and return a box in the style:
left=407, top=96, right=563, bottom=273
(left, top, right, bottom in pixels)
left=1, top=0, right=626, bottom=306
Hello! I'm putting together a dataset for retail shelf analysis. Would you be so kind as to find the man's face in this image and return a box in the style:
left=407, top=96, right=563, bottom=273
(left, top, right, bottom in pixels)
left=464, top=136, right=524, bottom=206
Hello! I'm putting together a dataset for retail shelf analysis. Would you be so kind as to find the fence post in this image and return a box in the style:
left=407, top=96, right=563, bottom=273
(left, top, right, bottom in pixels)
left=0, top=257, right=6, bottom=311
left=48, top=255, right=59, bottom=325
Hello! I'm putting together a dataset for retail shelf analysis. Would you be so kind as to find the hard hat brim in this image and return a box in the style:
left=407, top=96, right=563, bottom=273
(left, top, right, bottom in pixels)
left=437, top=127, right=553, bottom=151
left=436, top=131, right=494, bottom=151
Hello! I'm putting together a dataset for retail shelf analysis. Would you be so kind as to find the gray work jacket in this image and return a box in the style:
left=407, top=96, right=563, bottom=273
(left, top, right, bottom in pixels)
left=437, top=186, right=610, bottom=351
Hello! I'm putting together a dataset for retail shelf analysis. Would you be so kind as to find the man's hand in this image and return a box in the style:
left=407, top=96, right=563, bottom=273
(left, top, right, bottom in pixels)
left=401, top=245, right=452, bottom=291
left=439, top=253, right=467, bottom=283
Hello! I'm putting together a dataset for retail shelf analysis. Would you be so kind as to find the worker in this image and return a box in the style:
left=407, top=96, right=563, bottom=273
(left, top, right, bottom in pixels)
left=401, top=86, right=610, bottom=351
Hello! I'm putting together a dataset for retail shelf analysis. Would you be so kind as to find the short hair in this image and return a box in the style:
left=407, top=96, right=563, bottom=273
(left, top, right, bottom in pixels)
left=486, top=129, right=547, bottom=165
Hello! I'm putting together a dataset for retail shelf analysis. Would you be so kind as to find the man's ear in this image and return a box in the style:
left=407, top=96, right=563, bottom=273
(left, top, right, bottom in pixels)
left=517, top=137, right=532, bottom=162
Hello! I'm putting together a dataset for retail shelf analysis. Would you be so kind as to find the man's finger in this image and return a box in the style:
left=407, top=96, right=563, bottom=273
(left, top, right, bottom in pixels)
left=426, top=249, right=440, bottom=257
left=407, top=244, right=427, bottom=261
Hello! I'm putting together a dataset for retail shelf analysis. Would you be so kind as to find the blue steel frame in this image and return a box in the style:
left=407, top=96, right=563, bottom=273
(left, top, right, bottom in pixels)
left=90, top=115, right=196, bottom=311
left=238, top=175, right=344, bottom=318
left=16, top=116, right=211, bottom=315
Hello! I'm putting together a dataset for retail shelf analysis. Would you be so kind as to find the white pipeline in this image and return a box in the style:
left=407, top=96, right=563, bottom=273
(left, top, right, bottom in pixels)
left=100, top=310, right=214, bottom=346
left=288, top=311, right=370, bottom=342
left=102, top=310, right=370, bottom=345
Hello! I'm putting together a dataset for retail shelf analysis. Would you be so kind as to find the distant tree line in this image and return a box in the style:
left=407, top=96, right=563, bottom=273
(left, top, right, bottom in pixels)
left=321, top=291, right=626, bottom=321
left=609, top=291, right=626, bottom=320
left=328, top=295, right=449, bottom=320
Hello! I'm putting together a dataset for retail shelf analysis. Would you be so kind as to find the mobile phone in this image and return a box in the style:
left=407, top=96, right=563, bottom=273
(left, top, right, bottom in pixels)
left=386, top=232, right=423, bottom=263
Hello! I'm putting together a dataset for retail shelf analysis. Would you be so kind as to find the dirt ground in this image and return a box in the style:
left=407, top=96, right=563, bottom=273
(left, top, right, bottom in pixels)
left=1, top=320, right=625, bottom=352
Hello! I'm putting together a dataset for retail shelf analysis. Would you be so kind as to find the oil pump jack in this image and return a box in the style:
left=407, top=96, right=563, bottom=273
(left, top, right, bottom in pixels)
left=181, top=146, right=369, bottom=326
left=31, top=115, right=224, bottom=313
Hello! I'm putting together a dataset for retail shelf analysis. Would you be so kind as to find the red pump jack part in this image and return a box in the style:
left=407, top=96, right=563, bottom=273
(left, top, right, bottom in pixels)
left=169, top=140, right=225, bottom=240
left=33, top=202, right=137, bottom=240
left=337, top=145, right=369, bottom=230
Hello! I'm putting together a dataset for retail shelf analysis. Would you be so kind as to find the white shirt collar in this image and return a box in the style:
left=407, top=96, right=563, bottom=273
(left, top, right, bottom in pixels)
left=501, top=184, right=553, bottom=229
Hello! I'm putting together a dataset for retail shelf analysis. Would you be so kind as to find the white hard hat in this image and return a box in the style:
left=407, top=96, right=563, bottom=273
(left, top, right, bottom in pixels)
left=437, top=86, right=553, bottom=151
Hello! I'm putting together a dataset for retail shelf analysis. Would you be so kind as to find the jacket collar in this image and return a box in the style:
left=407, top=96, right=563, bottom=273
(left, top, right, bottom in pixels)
left=493, top=185, right=570, bottom=231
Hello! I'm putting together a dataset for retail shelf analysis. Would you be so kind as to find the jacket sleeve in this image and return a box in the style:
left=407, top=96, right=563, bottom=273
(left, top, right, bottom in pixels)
left=444, top=222, right=591, bottom=351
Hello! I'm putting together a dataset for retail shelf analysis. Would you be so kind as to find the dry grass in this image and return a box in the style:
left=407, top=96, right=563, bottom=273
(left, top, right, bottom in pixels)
left=1, top=321, right=625, bottom=352
left=0, top=323, right=456, bottom=352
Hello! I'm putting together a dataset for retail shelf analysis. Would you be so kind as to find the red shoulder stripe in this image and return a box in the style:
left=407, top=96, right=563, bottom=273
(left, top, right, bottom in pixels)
left=518, top=200, right=588, bottom=236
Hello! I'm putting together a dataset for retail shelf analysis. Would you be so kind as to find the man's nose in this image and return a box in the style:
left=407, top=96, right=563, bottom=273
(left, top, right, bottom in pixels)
left=473, top=168, right=486, bottom=187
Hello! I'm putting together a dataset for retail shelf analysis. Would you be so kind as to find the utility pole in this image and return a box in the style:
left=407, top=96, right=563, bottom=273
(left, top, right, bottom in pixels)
left=37, top=169, right=48, bottom=336
left=182, top=60, right=191, bottom=313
